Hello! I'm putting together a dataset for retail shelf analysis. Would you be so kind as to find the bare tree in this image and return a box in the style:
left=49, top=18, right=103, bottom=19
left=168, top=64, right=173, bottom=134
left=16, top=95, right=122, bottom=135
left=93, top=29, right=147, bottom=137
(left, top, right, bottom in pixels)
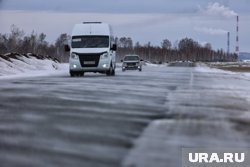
left=4, top=25, right=25, bottom=53
left=36, top=33, right=48, bottom=55
left=161, top=39, right=172, bottom=50
left=55, top=33, right=70, bottom=62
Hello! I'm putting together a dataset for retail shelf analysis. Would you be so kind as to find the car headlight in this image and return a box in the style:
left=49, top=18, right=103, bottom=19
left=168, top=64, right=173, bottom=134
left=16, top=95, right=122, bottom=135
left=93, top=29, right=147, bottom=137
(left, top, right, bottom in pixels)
left=101, top=53, right=109, bottom=59
left=71, top=53, right=79, bottom=59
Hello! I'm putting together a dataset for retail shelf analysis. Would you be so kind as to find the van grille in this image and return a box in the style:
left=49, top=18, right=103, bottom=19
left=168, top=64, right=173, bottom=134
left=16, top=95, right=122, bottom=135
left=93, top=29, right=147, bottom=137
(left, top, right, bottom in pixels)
left=77, top=53, right=101, bottom=67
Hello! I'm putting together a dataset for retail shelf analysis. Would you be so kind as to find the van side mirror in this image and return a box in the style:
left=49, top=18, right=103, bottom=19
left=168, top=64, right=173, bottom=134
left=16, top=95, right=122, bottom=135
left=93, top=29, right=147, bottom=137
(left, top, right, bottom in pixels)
left=111, top=44, right=117, bottom=51
left=140, top=59, right=144, bottom=61
left=121, top=59, right=123, bottom=62
left=64, top=45, right=70, bottom=52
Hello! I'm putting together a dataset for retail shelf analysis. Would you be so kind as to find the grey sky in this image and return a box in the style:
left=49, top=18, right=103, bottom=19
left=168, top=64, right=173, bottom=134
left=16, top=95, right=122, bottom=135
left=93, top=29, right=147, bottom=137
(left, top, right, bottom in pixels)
left=0, top=0, right=249, bottom=52
left=1, top=0, right=250, bottom=14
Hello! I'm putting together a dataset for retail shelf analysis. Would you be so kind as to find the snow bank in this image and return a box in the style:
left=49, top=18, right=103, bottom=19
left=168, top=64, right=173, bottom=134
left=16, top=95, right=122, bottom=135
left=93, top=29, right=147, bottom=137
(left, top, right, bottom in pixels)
left=195, top=63, right=250, bottom=80
left=0, top=53, right=68, bottom=79
left=145, top=62, right=167, bottom=67
left=209, top=61, right=250, bottom=67
left=195, top=64, right=233, bottom=74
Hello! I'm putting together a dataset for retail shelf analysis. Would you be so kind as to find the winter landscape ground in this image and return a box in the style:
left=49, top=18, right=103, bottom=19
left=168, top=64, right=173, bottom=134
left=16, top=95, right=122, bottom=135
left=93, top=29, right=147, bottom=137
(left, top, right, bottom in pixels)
left=1, top=55, right=250, bottom=167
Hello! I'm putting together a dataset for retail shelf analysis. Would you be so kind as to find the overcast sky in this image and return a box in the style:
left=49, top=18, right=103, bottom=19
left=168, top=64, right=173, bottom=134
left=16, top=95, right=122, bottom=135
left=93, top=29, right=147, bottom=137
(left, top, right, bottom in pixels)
left=0, top=0, right=249, bottom=52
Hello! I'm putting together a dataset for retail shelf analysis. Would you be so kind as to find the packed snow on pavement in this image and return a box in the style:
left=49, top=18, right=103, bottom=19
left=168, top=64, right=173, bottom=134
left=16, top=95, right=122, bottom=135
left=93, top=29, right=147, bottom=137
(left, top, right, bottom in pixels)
left=1, top=57, right=250, bottom=167
left=122, top=64, right=250, bottom=167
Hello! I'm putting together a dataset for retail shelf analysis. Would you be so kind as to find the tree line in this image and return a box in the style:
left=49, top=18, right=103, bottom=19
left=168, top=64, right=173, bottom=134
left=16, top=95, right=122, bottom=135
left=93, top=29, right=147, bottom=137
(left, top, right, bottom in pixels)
left=0, top=25, right=237, bottom=63
left=0, top=25, right=69, bottom=62
left=116, top=37, right=238, bottom=63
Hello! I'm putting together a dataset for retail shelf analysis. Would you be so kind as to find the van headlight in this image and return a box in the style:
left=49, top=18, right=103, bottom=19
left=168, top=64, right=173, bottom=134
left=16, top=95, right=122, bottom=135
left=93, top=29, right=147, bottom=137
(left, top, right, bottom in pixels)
left=71, top=53, right=79, bottom=59
left=101, top=52, right=109, bottom=59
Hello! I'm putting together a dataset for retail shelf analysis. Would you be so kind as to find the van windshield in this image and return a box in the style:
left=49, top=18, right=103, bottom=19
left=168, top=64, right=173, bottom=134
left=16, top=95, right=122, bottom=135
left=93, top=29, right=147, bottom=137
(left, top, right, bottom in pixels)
left=72, top=36, right=109, bottom=48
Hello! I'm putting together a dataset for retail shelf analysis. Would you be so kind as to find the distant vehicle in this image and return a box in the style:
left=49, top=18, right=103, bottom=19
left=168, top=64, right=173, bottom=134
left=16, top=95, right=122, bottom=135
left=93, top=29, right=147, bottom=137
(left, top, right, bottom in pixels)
left=65, top=22, right=117, bottom=77
left=121, top=55, right=143, bottom=71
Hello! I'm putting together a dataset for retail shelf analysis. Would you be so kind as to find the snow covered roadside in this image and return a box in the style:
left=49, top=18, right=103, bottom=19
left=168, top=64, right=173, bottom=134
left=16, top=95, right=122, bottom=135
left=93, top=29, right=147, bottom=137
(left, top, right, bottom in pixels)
left=0, top=53, right=68, bottom=79
left=195, top=62, right=250, bottom=80
left=195, top=62, right=234, bottom=74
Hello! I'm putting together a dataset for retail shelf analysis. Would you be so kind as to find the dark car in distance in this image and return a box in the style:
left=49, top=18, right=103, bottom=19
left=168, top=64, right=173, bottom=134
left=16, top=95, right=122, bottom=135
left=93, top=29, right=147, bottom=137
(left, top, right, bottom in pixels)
left=121, top=55, right=143, bottom=71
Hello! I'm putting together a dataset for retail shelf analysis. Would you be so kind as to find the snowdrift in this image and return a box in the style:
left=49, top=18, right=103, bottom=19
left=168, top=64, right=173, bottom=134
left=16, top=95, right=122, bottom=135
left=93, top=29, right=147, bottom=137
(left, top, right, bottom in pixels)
left=0, top=53, right=67, bottom=78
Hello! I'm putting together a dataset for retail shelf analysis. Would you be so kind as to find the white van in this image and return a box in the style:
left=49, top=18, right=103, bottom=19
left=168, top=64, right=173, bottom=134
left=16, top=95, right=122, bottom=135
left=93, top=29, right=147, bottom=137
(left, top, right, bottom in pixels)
left=65, top=22, right=117, bottom=77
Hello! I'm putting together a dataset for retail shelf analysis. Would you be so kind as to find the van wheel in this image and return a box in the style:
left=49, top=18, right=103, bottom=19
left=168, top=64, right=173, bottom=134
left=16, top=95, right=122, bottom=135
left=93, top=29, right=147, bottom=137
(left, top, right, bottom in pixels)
left=106, top=64, right=113, bottom=76
left=111, top=64, right=116, bottom=76
left=111, top=69, right=115, bottom=76
left=70, top=71, right=75, bottom=77
left=106, top=69, right=111, bottom=76
left=80, top=72, right=84, bottom=77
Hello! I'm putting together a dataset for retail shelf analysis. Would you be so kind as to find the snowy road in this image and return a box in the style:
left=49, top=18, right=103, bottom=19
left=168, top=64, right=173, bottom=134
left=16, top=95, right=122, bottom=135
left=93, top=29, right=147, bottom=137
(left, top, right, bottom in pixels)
left=1, top=63, right=250, bottom=167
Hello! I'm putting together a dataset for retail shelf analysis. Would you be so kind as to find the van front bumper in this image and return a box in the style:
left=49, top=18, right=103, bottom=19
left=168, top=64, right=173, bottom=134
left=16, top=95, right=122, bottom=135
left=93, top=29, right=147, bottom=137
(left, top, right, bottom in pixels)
left=70, top=59, right=111, bottom=72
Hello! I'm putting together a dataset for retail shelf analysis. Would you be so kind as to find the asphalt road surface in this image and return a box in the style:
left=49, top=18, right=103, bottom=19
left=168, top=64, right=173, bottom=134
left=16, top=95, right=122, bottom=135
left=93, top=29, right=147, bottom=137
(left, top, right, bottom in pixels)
left=1, top=63, right=250, bottom=167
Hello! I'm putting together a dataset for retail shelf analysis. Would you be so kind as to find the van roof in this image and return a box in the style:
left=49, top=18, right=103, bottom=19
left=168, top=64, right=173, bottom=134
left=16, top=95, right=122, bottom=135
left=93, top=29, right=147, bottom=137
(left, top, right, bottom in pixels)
left=72, top=23, right=110, bottom=36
